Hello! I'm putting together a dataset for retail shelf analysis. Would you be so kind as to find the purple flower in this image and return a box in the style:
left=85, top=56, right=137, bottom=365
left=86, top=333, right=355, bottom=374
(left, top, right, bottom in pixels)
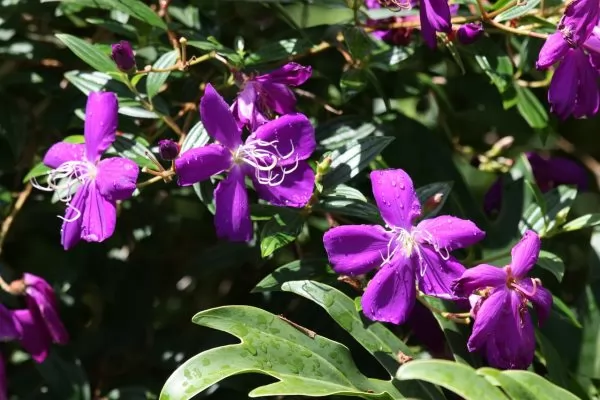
left=158, top=139, right=180, bottom=161
left=484, top=152, right=588, bottom=215
left=33, top=92, right=139, bottom=250
left=231, top=63, right=312, bottom=130
left=365, top=0, right=417, bottom=46
left=536, top=0, right=600, bottom=118
left=23, top=274, right=69, bottom=345
left=323, top=169, right=485, bottom=324
left=419, top=0, right=452, bottom=48
left=452, top=231, right=552, bottom=369
left=457, top=23, right=484, bottom=45
left=175, top=84, right=316, bottom=242
left=111, top=41, right=136, bottom=72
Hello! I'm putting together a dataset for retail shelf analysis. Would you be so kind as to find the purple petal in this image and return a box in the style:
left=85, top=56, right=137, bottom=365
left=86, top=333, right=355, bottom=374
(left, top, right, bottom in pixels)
left=483, top=291, right=536, bottom=369
left=561, top=0, right=599, bottom=46
left=531, top=153, right=588, bottom=191
left=362, top=261, right=416, bottom=324
left=510, top=230, right=541, bottom=278
left=23, top=273, right=69, bottom=344
left=256, top=63, right=312, bottom=86
left=519, top=280, right=553, bottom=325
left=451, top=264, right=506, bottom=297
left=323, top=224, right=394, bottom=275
left=536, top=32, right=569, bottom=69
left=61, top=184, right=87, bottom=250
left=174, top=144, right=232, bottom=187
left=483, top=179, right=503, bottom=215
left=252, top=161, right=314, bottom=207
left=12, top=309, right=51, bottom=363
left=84, top=92, right=118, bottom=162
left=467, top=288, right=507, bottom=351
left=232, top=83, right=259, bottom=128
left=548, top=49, right=578, bottom=119
left=251, top=113, right=316, bottom=166
left=416, top=247, right=467, bottom=300
left=574, top=51, right=600, bottom=118
left=95, top=157, right=139, bottom=202
left=415, top=215, right=485, bottom=251
left=214, top=166, right=252, bottom=242
left=419, top=6, right=437, bottom=48
left=0, top=303, right=19, bottom=340
left=262, top=82, right=297, bottom=115
left=43, top=143, right=85, bottom=169
left=79, top=182, right=117, bottom=244
left=370, top=169, right=421, bottom=229
left=201, top=84, right=242, bottom=149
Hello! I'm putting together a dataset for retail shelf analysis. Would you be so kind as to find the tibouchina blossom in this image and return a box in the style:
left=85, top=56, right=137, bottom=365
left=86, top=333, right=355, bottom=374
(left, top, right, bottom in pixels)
left=452, top=231, right=552, bottom=369
left=231, top=63, right=312, bottom=130
left=33, top=92, right=139, bottom=250
left=536, top=0, right=600, bottom=118
left=111, top=40, right=136, bottom=72
left=323, top=169, right=485, bottom=324
left=484, top=152, right=588, bottom=215
left=419, top=0, right=453, bottom=48
left=175, top=84, right=316, bottom=241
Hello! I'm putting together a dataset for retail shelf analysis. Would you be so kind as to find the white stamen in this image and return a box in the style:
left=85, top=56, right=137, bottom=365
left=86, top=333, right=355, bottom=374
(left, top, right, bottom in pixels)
left=31, top=160, right=96, bottom=223
left=233, top=138, right=299, bottom=186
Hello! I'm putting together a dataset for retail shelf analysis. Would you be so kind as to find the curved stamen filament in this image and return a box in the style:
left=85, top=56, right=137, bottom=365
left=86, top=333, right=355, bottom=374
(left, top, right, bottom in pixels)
left=510, top=277, right=538, bottom=298
left=57, top=202, right=82, bottom=222
left=235, top=139, right=299, bottom=186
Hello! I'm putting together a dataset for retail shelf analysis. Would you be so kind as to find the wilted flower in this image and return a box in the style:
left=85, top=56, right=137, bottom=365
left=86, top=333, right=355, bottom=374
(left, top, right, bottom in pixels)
left=231, top=63, right=312, bottom=130
left=158, top=139, right=180, bottom=161
left=323, top=169, right=485, bottom=324
left=32, top=92, right=139, bottom=250
left=175, top=84, right=316, bottom=241
left=536, top=0, right=600, bottom=118
left=457, top=23, right=484, bottom=45
left=111, top=40, right=136, bottom=72
left=484, top=152, right=588, bottom=215
left=452, top=231, right=552, bottom=369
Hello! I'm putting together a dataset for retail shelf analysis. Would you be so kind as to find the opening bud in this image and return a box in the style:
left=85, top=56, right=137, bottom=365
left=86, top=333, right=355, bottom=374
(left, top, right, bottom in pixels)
left=111, top=40, right=136, bottom=72
left=158, top=139, right=180, bottom=161
left=457, top=23, right=484, bottom=45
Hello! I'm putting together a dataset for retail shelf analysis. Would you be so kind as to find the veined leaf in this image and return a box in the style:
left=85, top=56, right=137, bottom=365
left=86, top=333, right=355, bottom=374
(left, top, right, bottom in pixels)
left=146, top=50, right=178, bottom=99
left=160, top=305, right=403, bottom=399
left=502, top=370, right=580, bottom=400
left=519, top=185, right=577, bottom=236
left=260, top=210, right=305, bottom=258
left=181, top=121, right=210, bottom=152
left=536, top=250, right=565, bottom=282
left=56, top=34, right=120, bottom=74
left=562, top=213, right=600, bottom=232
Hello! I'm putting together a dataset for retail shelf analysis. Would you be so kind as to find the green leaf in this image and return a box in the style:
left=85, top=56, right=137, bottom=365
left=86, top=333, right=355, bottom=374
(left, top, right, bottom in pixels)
left=22, top=162, right=51, bottom=183
left=260, top=210, right=305, bottom=257
left=315, top=194, right=383, bottom=223
left=160, top=306, right=401, bottom=400
left=502, top=370, right=581, bottom=400
left=471, top=41, right=514, bottom=94
left=535, top=331, right=570, bottom=388
left=252, top=259, right=334, bottom=293
left=340, top=68, right=368, bottom=100
left=322, top=136, right=395, bottom=189
left=494, top=0, right=542, bottom=22
left=562, top=213, right=600, bottom=232
left=396, top=360, right=507, bottom=400
left=343, top=26, right=375, bottom=61
left=106, top=134, right=159, bottom=171
left=281, top=4, right=354, bottom=28
left=245, top=38, right=313, bottom=66
left=56, top=34, right=119, bottom=74
left=180, top=121, right=210, bottom=152
left=43, top=0, right=167, bottom=30
left=280, top=281, right=443, bottom=399
left=536, top=250, right=565, bottom=282
left=478, top=368, right=537, bottom=400
left=519, top=185, right=578, bottom=236
left=316, top=117, right=379, bottom=150
left=416, top=182, right=453, bottom=219
left=146, top=50, right=178, bottom=99
left=515, top=86, right=548, bottom=129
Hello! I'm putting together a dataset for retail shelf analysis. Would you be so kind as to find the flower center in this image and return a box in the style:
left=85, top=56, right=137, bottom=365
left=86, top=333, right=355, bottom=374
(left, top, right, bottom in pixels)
left=233, top=138, right=298, bottom=186
left=31, top=160, right=97, bottom=222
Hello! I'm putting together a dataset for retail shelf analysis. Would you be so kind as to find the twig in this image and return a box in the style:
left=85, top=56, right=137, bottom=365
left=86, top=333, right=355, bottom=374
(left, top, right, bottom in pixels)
left=0, top=183, right=32, bottom=258
left=278, top=315, right=317, bottom=339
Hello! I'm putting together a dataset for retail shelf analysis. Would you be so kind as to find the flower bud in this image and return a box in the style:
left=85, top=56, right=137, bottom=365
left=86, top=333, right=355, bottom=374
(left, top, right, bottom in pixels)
left=158, top=139, right=180, bottom=161
left=457, top=23, right=484, bottom=45
left=111, top=40, right=136, bottom=72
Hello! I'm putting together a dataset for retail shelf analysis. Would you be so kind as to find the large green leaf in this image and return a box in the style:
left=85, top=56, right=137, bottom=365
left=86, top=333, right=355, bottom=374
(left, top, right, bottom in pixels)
left=519, top=185, right=578, bottom=236
left=322, top=136, right=395, bottom=189
left=43, top=0, right=167, bottom=29
left=396, top=360, right=508, bottom=400
left=477, top=368, right=537, bottom=400
left=260, top=210, right=305, bottom=258
left=160, top=305, right=402, bottom=399
left=146, top=50, right=178, bottom=99
left=56, top=34, right=119, bottom=74
left=252, top=259, right=335, bottom=293
left=502, top=370, right=580, bottom=400
left=562, top=213, right=600, bottom=232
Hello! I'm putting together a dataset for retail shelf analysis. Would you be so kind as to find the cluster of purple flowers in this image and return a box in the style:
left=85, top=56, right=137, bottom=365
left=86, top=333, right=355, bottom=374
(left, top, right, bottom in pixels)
left=323, top=168, right=552, bottom=370
left=0, top=274, right=69, bottom=399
